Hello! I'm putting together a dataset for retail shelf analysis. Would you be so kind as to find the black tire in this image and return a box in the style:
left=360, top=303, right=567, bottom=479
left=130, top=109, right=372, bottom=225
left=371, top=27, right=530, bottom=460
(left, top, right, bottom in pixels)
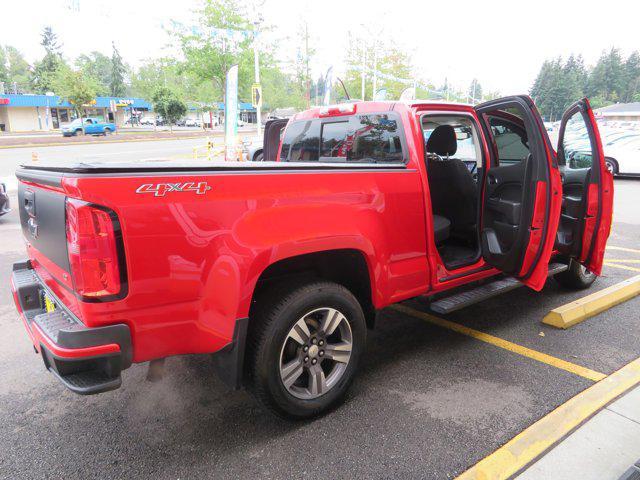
left=103, top=127, right=112, bottom=136
left=74, top=129, right=83, bottom=136
left=554, top=260, right=598, bottom=290
left=605, top=157, right=619, bottom=175
left=254, top=152, right=264, bottom=162
left=247, top=281, right=366, bottom=420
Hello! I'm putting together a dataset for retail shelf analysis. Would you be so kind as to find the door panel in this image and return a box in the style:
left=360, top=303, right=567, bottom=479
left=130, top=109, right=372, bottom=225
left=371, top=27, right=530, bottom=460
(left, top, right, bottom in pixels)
left=556, top=98, right=613, bottom=275
left=475, top=95, right=562, bottom=290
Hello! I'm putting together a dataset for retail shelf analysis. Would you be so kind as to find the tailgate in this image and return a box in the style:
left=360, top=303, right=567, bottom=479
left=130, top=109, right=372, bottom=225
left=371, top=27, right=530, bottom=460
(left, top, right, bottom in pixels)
left=17, top=180, right=70, bottom=274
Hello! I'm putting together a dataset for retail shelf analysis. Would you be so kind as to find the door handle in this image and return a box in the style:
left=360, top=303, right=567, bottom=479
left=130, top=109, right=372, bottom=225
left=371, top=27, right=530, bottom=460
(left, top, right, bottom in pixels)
left=487, top=174, right=499, bottom=185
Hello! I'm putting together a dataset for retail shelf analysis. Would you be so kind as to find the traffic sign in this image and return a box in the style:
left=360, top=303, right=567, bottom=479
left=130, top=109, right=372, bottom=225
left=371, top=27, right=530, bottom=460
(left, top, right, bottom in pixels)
left=252, top=83, right=262, bottom=108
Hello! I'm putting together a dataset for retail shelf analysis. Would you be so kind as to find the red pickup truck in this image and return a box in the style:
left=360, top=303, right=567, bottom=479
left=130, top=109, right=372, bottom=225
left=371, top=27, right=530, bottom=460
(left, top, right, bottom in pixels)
left=11, top=96, right=612, bottom=419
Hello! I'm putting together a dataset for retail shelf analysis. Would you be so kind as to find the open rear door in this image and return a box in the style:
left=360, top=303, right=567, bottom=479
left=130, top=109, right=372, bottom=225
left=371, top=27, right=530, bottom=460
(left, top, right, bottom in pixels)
left=475, top=95, right=562, bottom=291
left=555, top=98, right=613, bottom=275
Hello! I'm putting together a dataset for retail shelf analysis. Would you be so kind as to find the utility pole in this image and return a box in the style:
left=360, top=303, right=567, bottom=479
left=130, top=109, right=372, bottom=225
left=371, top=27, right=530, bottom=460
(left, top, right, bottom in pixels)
left=372, top=46, right=378, bottom=100
left=253, top=22, right=261, bottom=136
left=305, top=22, right=310, bottom=109
left=361, top=38, right=366, bottom=100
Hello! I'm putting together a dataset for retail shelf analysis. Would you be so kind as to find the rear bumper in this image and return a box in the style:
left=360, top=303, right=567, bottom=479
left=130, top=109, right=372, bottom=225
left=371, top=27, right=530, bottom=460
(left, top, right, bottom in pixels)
left=11, top=260, right=132, bottom=395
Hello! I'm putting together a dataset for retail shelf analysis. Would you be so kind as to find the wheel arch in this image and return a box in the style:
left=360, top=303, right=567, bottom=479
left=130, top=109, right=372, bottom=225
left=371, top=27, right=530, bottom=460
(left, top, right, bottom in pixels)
left=248, top=249, right=377, bottom=330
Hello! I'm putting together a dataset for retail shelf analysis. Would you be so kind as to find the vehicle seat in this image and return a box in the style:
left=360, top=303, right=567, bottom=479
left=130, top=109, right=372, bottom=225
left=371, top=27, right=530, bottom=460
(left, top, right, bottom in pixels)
left=433, top=214, right=451, bottom=244
left=426, top=125, right=478, bottom=239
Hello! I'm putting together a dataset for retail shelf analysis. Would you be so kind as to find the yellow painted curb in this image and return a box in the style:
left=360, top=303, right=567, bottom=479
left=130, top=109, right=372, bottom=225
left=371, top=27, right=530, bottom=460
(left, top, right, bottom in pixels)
left=390, top=304, right=605, bottom=382
left=543, top=274, right=640, bottom=329
left=455, top=356, right=640, bottom=480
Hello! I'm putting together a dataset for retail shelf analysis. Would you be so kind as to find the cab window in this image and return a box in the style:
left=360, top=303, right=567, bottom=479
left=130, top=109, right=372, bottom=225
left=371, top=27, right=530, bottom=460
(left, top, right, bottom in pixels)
left=280, top=113, right=404, bottom=163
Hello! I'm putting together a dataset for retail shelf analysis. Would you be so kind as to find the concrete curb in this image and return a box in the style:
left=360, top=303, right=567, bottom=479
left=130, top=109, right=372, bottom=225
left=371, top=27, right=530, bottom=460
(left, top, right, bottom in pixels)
left=543, top=274, right=640, bottom=329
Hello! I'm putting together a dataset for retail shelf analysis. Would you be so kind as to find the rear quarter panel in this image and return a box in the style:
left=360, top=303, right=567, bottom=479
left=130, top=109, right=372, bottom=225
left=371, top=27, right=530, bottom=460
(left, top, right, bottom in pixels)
left=62, top=167, right=428, bottom=362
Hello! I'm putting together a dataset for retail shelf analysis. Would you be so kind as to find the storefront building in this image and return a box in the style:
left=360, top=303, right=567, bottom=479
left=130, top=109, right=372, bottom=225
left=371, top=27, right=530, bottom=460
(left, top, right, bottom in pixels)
left=0, top=94, right=151, bottom=133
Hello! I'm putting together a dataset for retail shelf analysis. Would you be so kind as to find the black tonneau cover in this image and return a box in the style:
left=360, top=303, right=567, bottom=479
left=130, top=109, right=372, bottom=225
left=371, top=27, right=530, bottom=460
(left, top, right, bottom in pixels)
left=18, top=160, right=405, bottom=175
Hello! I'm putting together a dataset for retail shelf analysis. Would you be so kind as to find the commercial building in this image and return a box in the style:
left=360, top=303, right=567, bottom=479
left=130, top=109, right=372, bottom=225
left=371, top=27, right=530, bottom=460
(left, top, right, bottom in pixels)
left=0, top=94, right=151, bottom=133
left=594, top=102, right=640, bottom=122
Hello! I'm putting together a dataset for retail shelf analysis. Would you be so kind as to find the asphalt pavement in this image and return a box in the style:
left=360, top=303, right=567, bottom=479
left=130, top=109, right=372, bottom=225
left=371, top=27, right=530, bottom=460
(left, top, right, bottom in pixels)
left=0, top=141, right=638, bottom=479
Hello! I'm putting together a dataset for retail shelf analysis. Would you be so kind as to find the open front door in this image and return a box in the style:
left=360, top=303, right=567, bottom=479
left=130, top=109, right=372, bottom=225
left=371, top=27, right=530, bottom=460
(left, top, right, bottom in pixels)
left=475, top=95, right=562, bottom=291
left=555, top=98, right=613, bottom=275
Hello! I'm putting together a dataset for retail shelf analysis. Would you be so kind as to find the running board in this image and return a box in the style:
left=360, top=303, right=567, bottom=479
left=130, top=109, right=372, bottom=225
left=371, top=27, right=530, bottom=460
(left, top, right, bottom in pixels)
left=429, top=263, right=569, bottom=314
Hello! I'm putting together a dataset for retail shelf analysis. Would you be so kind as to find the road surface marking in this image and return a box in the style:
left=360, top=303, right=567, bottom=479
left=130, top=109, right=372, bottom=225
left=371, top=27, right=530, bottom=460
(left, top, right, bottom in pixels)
left=390, top=304, right=606, bottom=382
left=604, top=259, right=640, bottom=263
left=606, top=246, right=640, bottom=254
left=604, top=262, right=640, bottom=273
left=543, top=274, right=640, bottom=329
left=455, top=356, right=640, bottom=480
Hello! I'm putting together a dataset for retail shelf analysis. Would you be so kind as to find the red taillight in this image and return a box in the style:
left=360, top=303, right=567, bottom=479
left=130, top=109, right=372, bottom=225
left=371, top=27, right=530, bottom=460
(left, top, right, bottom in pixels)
left=66, top=199, right=123, bottom=298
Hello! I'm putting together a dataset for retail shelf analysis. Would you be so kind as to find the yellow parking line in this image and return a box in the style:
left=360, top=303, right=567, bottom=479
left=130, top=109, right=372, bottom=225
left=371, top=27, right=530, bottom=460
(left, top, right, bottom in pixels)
left=390, top=304, right=606, bottom=382
left=604, top=259, right=640, bottom=263
left=543, top=274, right=640, bottom=329
left=604, top=262, right=640, bottom=273
left=607, top=246, right=640, bottom=254
left=456, top=357, right=640, bottom=480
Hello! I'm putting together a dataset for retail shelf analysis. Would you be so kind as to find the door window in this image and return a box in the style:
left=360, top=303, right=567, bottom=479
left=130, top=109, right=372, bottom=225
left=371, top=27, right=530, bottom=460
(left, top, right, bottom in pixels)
left=488, top=114, right=530, bottom=165
left=558, top=111, right=594, bottom=170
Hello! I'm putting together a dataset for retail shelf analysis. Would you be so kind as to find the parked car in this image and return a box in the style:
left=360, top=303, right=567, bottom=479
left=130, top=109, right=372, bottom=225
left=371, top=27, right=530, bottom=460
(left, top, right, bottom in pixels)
left=11, top=96, right=613, bottom=419
left=0, top=182, right=10, bottom=217
left=602, top=137, right=640, bottom=175
left=61, top=118, right=116, bottom=136
left=185, top=118, right=203, bottom=128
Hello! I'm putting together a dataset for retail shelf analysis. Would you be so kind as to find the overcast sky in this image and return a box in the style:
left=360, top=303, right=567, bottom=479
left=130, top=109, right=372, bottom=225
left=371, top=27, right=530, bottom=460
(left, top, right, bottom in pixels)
left=1, top=0, right=639, bottom=96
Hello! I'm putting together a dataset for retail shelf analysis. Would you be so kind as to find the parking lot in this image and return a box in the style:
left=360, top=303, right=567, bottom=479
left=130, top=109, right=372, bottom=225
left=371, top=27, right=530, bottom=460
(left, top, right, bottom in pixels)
left=0, top=141, right=639, bottom=479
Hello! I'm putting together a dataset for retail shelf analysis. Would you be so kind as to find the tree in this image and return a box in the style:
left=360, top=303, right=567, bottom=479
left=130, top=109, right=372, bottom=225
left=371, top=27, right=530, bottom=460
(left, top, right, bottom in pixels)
left=622, top=51, right=640, bottom=103
left=75, top=51, right=111, bottom=95
left=0, top=47, right=8, bottom=88
left=173, top=0, right=253, bottom=101
left=110, top=42, right=127, bottom=97
left=3, top=46, right=31, bottom=93
left=53, top=65, right=98, bottom=129
left=32, top=26, right=65, bottom=93
left=152, top=86, right=187, bottom=131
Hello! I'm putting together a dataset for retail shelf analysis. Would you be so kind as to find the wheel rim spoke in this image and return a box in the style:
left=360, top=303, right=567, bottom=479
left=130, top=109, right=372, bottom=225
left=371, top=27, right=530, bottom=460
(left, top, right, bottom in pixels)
left=280, top=358, right=304, bottom=389
left=323, top=341, right=352, bottom=364
left=320, top=308, right=345, bottom=336
left=308, top=365, right=327, bottom=396
left=288, top=318, right=311, bottom=345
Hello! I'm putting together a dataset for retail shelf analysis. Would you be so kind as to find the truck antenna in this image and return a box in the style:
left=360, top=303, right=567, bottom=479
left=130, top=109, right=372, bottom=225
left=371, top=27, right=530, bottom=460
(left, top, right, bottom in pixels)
left=336, top=77, right=351, bottom=100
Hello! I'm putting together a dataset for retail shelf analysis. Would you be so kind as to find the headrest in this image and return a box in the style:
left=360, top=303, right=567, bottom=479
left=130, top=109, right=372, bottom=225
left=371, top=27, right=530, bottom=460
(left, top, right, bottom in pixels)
left=426, top=125, right=457, bottom=157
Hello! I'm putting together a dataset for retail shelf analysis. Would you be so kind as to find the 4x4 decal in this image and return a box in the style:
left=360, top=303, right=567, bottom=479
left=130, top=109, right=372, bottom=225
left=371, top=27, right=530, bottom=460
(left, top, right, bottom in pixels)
left=136, top=182, right=212, bottom=197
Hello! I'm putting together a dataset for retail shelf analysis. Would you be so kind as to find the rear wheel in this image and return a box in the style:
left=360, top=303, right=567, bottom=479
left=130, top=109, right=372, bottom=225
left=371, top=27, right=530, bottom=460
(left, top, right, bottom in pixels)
left=103, top=127, right=112, bottom=136
left=254, top=151, right=264, bottom=162
left=554, top=260, right=597, bottom=290
left=605, top=157, right=618, bottom=175
left=247, top=281, right=366, bottom=419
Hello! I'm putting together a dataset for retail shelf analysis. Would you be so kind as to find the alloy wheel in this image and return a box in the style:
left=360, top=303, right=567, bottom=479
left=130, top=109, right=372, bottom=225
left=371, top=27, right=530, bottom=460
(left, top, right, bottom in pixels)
left=279, top=307, right=353, bottom=400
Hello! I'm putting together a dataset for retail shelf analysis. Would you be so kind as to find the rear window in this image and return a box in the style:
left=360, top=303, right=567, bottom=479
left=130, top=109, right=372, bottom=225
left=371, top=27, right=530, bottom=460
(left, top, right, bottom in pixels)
left=279, top=113, right=404, bottom=163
